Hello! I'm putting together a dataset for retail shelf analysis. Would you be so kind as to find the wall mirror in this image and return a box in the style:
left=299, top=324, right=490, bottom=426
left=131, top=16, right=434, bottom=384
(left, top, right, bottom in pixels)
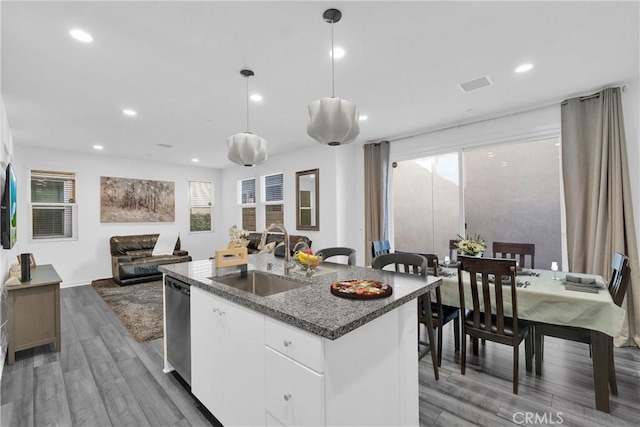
left=296, top=169, right=319, bottom=231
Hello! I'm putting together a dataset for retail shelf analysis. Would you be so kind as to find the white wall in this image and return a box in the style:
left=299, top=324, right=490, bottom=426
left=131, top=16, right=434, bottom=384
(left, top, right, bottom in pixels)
left=12, top=146, right=220, bottom=287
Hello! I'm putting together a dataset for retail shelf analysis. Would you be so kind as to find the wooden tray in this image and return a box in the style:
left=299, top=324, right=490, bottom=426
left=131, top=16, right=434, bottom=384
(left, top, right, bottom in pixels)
left=330, top=279, right=393, bottom=299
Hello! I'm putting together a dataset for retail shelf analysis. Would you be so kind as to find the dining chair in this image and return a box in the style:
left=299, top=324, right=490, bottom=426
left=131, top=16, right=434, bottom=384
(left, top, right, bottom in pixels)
left=371, top=239, right=391, bottom=259
left=417, top=253, right=461, bottom=367
left=449, top=239, right=458, bottom=260
left=492, top=241, right=536, bottom=269
left=457, top=255, right=533, bottom=394
left=609, top=252, right=627, bottom=293
left=371, top=252, right=439, bottom=380
left=534, top=257, right=630, bottom=396
left=396, top=250, right=461, bottom=365
left=315, top=247, right=356, bottom=266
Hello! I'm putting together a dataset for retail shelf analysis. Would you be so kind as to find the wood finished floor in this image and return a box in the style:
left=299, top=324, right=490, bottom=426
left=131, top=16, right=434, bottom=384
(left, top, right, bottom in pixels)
left=0, top=284, right=638, bottom=426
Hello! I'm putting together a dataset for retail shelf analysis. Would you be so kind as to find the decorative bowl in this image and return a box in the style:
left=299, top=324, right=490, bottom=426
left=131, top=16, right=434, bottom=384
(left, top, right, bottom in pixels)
left=293, top=251, right=323, bottom=271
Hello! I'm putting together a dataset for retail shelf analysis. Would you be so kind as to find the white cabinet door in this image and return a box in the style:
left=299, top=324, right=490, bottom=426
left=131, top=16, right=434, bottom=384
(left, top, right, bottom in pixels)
left=191, top=287, right=223, bottom=416
left=265, top=347, right=324, bottom=427
left=218, top=296, right=266, bottom=427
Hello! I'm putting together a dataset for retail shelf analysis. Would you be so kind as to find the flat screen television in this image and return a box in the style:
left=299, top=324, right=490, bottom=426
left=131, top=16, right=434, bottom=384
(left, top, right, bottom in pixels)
left=1, top=163, right=17, bottom=249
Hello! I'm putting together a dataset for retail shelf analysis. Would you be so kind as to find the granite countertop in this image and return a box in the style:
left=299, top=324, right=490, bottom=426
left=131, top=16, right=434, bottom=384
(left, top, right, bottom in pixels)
left=160, top=253, right=441, bottom=340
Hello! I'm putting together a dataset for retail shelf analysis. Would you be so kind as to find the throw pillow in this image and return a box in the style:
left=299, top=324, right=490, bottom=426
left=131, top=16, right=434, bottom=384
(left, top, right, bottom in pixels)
left=260, top=241, right=276, bottom=254
left=152, top=232, right=179, bottom=256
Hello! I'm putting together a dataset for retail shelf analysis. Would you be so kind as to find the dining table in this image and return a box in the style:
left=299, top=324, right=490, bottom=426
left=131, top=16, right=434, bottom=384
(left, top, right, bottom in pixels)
left=433, top=265, right=625, bottom=413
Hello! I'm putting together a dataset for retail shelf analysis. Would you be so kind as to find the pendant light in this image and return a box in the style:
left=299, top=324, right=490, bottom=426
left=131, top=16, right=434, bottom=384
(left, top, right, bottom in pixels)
left=227, top=69, right=268, bottom=166
left=307, top=8, right=360, bottom=146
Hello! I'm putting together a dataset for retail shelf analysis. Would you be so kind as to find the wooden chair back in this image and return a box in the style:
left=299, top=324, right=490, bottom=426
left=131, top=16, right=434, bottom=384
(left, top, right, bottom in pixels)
left=611, top=264, right=631, bottom=307
left=457, top=255, right=519, bottom=344
left=449, top=239, right=458, bottom=260
left=371, top=252, right=427, bottom=277
left=492, top=242, right=536, bottom=269
left=608, top=252, right=628, bottom=294
left=315, top=247, right=356, bottom=266
left=371, top=239, right=391, bottom=259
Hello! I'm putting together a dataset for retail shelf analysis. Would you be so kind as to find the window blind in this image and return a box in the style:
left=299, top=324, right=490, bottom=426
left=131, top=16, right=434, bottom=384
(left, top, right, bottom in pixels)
left=241, top=179, right=256, bottom=204
left=189, top=181, right=212, bottom=207
left=264, top=173, right=283, bottom=202
left=30, top=170, right=76, bottom=239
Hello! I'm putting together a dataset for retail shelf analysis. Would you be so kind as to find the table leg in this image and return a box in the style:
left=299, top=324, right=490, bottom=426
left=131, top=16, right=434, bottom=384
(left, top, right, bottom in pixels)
left=591, top=330, right=610, bottom=413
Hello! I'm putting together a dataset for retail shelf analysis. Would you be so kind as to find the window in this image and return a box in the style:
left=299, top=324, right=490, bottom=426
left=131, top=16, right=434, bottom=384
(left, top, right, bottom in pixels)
left=189, top=181, right=213, bottom=232
left=239, top=178, right=256, bottom=231
left=262, top=173, right=284, bottom=227
left=392, top=137, right=562, bottom=269
left=30, top=170, right=77, bottom=240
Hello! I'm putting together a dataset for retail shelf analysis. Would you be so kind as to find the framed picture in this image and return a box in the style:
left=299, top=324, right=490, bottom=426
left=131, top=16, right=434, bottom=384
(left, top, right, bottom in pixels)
left=17, top=253, right=37, bottom=268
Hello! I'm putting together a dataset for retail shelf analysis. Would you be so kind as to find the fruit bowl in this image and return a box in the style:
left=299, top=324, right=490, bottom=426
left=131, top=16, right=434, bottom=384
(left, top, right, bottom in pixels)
left=294, top=251, right=323, bottom=271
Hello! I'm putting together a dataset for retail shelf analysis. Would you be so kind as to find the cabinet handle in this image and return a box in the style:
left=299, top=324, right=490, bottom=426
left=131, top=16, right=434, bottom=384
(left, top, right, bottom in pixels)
left=283, top=393, right=292, bottom=401
left=283, top=340, right=292, bottom=347
left=218, top=310, right=225, bottom=316
left=212, top=308, right=218, bottom=313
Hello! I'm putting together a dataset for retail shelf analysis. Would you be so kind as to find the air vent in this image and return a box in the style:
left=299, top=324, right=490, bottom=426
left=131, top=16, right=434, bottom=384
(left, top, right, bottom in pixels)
left=157, top=143, right=173, bottom=148
left=458, top=75, right=492, bottom=93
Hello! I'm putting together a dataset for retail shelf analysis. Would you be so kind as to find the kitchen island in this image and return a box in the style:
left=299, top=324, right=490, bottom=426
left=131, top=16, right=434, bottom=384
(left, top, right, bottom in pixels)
left=160, top=254, right=441, bottom=427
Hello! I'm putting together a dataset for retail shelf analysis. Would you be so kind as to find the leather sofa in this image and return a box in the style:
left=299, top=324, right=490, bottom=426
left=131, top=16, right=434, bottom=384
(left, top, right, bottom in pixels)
left=246, top=232, right=312, bottom=256
left=110, top=234, right=192, bottom=285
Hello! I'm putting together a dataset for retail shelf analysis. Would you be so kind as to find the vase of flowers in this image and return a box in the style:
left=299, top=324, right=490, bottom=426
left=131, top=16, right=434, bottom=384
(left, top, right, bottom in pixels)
left=455, top=234, right=487, bottom=256
left=228, top=225, right=250, bottom=248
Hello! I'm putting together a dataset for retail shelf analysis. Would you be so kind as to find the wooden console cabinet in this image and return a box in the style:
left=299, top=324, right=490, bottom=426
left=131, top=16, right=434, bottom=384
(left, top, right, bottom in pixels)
left=5, top=264, right=62, bottom=365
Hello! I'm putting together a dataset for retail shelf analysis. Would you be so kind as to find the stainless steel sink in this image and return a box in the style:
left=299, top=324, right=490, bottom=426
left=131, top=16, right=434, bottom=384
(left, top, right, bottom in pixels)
left=209, top=271, right=308, bottom=297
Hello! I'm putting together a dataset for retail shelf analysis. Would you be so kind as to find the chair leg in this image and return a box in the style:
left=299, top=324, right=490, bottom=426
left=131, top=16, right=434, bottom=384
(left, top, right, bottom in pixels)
left=437, top=323, right=443, bottom=367
left=524, top=331, right=533, bottom=373
left=461, top=331, right=467, bottom=376
left=453, top=314, right=461, bottom=352
left=513, top=345, right=519, bottom=394
left=535, top=328, right=543, bottom=376
left=608, top=337, right=618, bottom=395
left=422, top=293, right=439, bottom=381
left=472, top=337, right=479, bottom=355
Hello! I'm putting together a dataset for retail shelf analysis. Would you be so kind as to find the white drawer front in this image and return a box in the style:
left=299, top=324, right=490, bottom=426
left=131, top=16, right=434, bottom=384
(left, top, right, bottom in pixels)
left=265, top=317, right=324, bottom=373
left=266, top=347, right=324, bottom=427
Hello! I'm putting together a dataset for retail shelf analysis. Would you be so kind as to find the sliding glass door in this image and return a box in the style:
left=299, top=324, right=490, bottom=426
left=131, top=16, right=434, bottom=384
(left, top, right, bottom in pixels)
left=463, top=137, right=562, bottom=269
left=392, top=152, right=461, bottom=256
left=392, top=137, right=563, bottom=269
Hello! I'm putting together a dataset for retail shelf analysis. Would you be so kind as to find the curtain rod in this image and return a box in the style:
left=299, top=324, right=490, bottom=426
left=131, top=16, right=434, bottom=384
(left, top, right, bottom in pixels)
left=385, top=102, right=559, bottom=144
left=375, top=85, right=626, bottom=145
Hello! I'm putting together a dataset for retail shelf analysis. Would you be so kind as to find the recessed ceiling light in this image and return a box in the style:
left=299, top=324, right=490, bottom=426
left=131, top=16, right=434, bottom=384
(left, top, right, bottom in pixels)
left=250, top=94, right=263, bottom=102
left=192, top=158, right=199, bottom=163
left=501, top=161, right=508, bottom=167
left=487, top=152, right=495, bottom=158
left=70, top=29, right=93, bottom=43
left=93, top=145, right=103, bottom=150
left=123, top=109, right=137, bottom=116
left=359, top=115, right=368, bottom=121
left=330, top=47, right=345, bottom=59
left=515, top=63, right=534, bottom=73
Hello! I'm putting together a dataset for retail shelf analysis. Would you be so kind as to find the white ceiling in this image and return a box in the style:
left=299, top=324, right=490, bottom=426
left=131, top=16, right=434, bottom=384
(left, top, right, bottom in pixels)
left=2, top=1, right=639, bottom=169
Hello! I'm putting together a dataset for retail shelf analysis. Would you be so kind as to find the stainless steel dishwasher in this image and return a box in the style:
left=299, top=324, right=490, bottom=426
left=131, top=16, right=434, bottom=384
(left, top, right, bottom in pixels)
left=165, top=276, right=191, bottom=386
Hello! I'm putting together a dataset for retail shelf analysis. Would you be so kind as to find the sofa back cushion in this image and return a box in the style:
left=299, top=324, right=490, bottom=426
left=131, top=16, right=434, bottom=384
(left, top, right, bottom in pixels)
left=245, top=232, right=312, bottom=254
left=110, top=234, right=181, bottom=256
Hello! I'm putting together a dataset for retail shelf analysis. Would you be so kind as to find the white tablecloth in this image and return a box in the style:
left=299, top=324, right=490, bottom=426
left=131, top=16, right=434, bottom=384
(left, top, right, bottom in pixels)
left=435, top=268, right=625, bottom=337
